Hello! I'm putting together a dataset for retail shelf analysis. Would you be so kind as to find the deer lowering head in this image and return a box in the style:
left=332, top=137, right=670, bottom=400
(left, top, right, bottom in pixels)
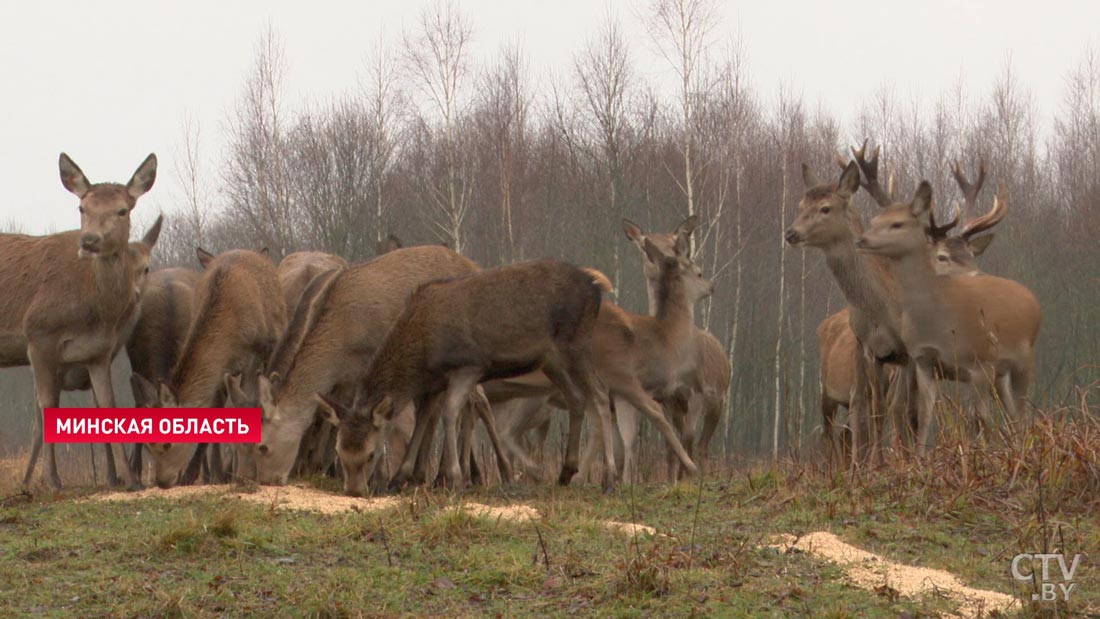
left=59, top=153, right=157, bottom=259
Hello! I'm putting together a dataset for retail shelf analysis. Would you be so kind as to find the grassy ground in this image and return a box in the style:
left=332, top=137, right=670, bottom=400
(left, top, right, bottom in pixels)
left=1, top=408, right=1098, bottom=618
left=0, top=458, right=1096, bottom=618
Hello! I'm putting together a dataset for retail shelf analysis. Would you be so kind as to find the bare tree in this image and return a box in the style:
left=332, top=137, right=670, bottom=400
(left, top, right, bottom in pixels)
left=223, top=25, right=295, bottom=257
left=363, top=34, right=407, bottom=250
left=644, top=0, right=719, bottom=251
left=403, top=0, right=474, bottom=252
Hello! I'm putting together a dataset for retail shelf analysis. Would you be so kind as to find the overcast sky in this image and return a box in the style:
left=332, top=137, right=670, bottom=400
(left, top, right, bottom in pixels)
left=1, top=0, right=1096, bottom=236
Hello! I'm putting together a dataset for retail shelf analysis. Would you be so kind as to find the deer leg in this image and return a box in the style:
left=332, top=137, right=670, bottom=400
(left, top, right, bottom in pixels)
left=849, top=350, right=876, bottom=470
left=620, top=382, right=697, bottom=477
left=86, top=358, right=140, bottom=490
left=913, top=362, right=939, bottom=458
left=180, top=443, right=207, bottom=486
left=616, top=398, right=640, bottom=484
left=391, top=393, right=440, bottom=490
left=470, top=387, right=514, bottom=484
left=496, top=397, right=544, bottom=481
left=566, top=356, right=617, bottom=492
left=23, top=346, right=62, bottom=491
left=540, top=362, right=584, bottom=486
left=821, top=394, right=839, bottom=467
left=682, top=393, right=705, bottom=478
left=663, top=398, right=687, bottom=482
left=457, top=403, right=475, bottom=484
left=697, top=392, right=723, bottom=472
left=439, top=369, right=481, bottom=490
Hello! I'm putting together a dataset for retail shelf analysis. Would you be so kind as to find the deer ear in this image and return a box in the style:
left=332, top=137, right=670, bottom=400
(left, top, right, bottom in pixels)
left=838, top=161, right=861, bottom=195
left=224, top=372, right=248, bottom=406
left=158, top=382, right=178, bottom=407
left=127, top=153, right=157, bottom=200
left=196, top=247, right=214, bottom=269
left=131, top=373, right=158, bottom=407
left=142, top=215, right=164, bottom=249
left=911, top=181, right=934, bottom=217
left=801, top=163, right=821, bottom=187
left=314, top=394, right=346, bottom=425
left=643, top=238, right=670, bottom=265
left=622, top=218, right=644, bottom=244
left=59, top=153, right=91, bottom=198
left=257, top=373, right=277, bottom=410
left=259, top=247, right=270, bottom=258
left=378, top=234, right=402, bottom=254
left=968, top=234, right=994, bottom=257
left=674, top=215, right=698, bottom=240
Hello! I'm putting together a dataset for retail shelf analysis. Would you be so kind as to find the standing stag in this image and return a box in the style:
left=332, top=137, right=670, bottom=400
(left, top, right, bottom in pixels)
left=0, top=154, right=157, bottom=491
left=857, top=183, right=1039, bottom=452
left=139, top=248, right=286, bottom=488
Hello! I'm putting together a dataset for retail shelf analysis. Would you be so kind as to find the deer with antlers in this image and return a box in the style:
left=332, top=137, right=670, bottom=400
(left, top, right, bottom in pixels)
left=0, top=154, right=159, bottom=491
left=857, top=181, right=1039, bottom=452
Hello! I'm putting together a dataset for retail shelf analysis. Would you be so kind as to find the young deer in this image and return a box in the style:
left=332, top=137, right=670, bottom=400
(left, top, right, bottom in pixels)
left=250, top=245, right=493, bottom=486
left=857, top=183, right=1040, bottom=453
left=126, top=266, right=200, bottom=478
left=0, top=153, right=157, bottom=491
left=348, top=259, right=615, bottom=491
left=139, top=248, right=286, bottom=488
left=621, top=216, right=731, bottom=478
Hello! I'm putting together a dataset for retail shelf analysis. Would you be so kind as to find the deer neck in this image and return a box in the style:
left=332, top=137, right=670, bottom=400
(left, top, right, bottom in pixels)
left=822, top=233, right=897, bottom=333
left=891, top=248, right=946, bottom=345
left=645, top=276, right=697, bottom=320
left=90, top=251, right=139, bottom=323
left=652, top=271, right=696, bottom=353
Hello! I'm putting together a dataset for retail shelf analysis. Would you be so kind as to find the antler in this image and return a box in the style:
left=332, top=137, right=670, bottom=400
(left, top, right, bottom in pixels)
left=959, top=184, right=1007, bottom=239
left=927, top=201, right=960, bottom=241
left=950, top=158, right=987, bottom=222
left=850, top=139, right=894, bottom=207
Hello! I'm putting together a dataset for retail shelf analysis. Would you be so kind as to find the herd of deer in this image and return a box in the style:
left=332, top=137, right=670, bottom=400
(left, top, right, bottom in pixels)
left=1, top=141, right=1038, bottom=496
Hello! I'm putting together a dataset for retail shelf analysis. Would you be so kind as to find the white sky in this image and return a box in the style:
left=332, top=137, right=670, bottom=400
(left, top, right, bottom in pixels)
left=1, top=0, right=1096, bottom=235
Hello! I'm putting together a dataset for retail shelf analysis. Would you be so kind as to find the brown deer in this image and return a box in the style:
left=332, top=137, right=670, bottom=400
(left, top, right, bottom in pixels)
left=786, top=158, right=903, bottom=468
left=857, top=183, right=1039, bottom=453
left=125, top=266, right=200, bottom=478
left=249, top=245, right=489, bottom=485
left=621, top=216, right=731, bottom=478
left=0, top=153, right=157, bottom=491
left=342, top=259, right=615, bottom=491
left=276, top=251, right=349, bottom=318
left=139, top=248, right=286, bottom=488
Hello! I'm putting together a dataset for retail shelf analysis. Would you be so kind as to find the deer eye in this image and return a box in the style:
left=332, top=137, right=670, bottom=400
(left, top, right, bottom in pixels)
left=78, top=206, right=85, bottom=214
left=258, top=444, right=270, bottom=456
left=143, top=266, right=151, bottom=274
left=937, top=255, right=949, bottom=262
left=117, top=208, right=128, bottom=217
left=820, top=206, right=831, bottom=214
left=891, top=223, right=903, bottom=230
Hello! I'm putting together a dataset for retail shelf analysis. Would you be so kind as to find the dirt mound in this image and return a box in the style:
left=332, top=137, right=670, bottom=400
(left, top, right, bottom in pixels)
left=769, top=532, right=1018, bottom=618
left=91, top=484, right=400, bottom=515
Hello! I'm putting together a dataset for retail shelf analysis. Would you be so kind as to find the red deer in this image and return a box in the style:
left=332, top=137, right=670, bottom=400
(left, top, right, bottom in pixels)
left=857, top=183, right=1039, bottom=453
left=140, top=248, right=286, bottom=488
left=250, top=245, right=491, bottom=486
left=344, top=259, right=615, bottom=491
left=1, top=153, right=157, bottom=491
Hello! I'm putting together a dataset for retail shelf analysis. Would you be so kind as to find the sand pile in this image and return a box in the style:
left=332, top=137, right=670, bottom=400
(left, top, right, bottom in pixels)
left=91, top=484, right=400, bottom=515
left=769, top=532, right=1018, bottom=618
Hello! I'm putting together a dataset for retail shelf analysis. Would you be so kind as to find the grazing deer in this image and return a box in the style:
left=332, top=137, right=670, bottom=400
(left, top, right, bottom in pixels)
left=276, top=251, right=349, bottom=319
left=139, top=248, right=286, bottom=488
left=0, top=154, right=157, bottom=491
left=249, top=245, right=492, bottom=485
left=125, top=266, right=200, bottom=478
left=342, top=259, right=613, bottom=491
left=621, top=216, right=731, bottom=478
left=786, top=158, right=903, bottom=468
left=857, top=183, right=1039, bottom=453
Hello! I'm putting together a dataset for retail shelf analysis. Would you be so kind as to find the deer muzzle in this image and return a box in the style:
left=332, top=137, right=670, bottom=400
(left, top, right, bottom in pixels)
left=783, top=228, right=803, bottom=246
left=78, top=233, right=102, bottom=257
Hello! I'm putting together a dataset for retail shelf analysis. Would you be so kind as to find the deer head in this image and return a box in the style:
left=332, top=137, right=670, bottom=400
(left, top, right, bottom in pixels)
left=60, top=153, right=157, bottom=259
left=855, top=181, right=937, bottom=259
left=785, top=161, right=862, bottom=248
left=317, top=393, right=385, bottom=497
left=623, top=215, right=698, bottom=281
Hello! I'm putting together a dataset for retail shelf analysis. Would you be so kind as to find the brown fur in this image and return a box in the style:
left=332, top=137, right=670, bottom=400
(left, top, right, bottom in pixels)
left=252, top=245, right=482, bottom=486
left=858, top=184, right=1040, bottom=453
left=357, top=259, right=610, bottom=491
left=146, top=249, right=286, bottom=488
left=2, top=153, right=157, bottom=491
left=276, top=251, right=349, bottom=317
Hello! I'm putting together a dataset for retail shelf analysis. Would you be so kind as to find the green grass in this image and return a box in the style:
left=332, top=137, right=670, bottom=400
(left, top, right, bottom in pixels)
left=1, top=460, right=1096, bottom=618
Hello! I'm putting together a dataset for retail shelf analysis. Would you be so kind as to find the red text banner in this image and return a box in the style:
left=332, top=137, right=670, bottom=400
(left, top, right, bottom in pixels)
left=44, top=408, right=262, bottom=443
